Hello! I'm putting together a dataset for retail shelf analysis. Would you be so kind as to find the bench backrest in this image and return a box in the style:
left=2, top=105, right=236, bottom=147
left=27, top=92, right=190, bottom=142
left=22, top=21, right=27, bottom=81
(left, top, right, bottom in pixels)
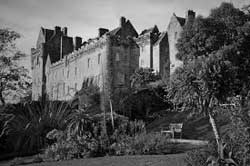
left=169, top=123, right=183, bottom=132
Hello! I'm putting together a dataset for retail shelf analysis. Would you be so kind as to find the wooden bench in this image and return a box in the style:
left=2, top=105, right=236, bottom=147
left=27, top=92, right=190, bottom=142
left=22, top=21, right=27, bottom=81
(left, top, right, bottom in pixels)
left=161, top=123, right=183, bottom=139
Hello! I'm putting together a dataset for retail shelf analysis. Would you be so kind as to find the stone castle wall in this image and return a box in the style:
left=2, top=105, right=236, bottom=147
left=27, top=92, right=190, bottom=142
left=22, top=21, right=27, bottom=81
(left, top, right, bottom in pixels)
left=31, top=11, right=196, bottom=102
left=137, top=35, right=152, bottom=68
left=168, top=15, right=184, bottom=75
left=45, top=34, right=139, bottom=103
left=46, top=35, right=110, bottom=100
left=31, top=46, right=43, bottom=100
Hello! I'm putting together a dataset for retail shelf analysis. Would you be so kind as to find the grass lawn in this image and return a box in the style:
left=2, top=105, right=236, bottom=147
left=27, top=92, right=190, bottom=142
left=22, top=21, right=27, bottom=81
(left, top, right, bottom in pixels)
left=15, top=154, right=187, bottom=166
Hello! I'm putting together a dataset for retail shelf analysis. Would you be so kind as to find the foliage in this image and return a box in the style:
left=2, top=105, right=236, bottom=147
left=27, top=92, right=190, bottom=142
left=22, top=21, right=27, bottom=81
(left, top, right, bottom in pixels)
left=168, top=2, right=250, bottom=162
left=0, top=101, right=72, bottom=154
left=176, top=16, right=227, bottom=62
left=45, top=129, right=100, bottom=160
left=218, top=96, right=250, bottom=165
left=130, top=132, right=172, bottom=155
left=166, top=54, right=234, bottom=114
left=44, top=115, right=147, bottom=160
left=176, top=3, right=248, bottom=63
left=117, top=67, right=170, bottom=121
left=74, top=80, right=101, bottom=111
left=0, top=28, right=31, bottom=105
left=186, top=146, right=238, bottom=166
left=130, top=67, right=161, bottom=89
left=176, top=2, right=250, bottom=99
left=117, top=86, right=170, bottom=121
left=185, top=143, right=217, bottom=166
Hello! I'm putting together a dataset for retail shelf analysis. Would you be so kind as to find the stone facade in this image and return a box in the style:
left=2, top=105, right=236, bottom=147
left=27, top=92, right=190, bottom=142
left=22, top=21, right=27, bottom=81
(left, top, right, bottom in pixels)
left=31, top=11, right=195, bottom=102
left=136, top=26, right=169, bottom=80
left=31, top=17, right=139, bottom=104
left=168, top=10, right=195, bottom=75
left=31, top=26, right=74, bottom=100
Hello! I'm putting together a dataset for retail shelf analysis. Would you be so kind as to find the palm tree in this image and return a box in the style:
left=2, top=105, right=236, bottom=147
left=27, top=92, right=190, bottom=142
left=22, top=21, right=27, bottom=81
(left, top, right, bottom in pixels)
left=167, top=55, right=234, bottom=159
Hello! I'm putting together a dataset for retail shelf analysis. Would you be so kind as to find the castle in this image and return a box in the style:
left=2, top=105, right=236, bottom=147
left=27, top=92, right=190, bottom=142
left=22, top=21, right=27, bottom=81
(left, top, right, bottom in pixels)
left=31, top=10, right=195, bottom=103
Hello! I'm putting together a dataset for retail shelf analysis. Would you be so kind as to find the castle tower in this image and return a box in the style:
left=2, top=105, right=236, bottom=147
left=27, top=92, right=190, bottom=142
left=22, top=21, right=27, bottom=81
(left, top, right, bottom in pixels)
left=167, top=10, right=195, bottom=75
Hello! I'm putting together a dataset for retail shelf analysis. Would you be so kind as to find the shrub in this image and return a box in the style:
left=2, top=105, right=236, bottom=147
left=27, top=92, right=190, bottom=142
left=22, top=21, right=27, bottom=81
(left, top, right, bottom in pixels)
left=185, top=141, right=217, bottom=166
left=44, top=115, right=147, bottom=160
left=110, top=132, right=173, bottom=155
left=0, top=101, right=72, bottom=154
left=186, top=149, right=211, bottom=166
left=45, top=129, right=84, bottom=160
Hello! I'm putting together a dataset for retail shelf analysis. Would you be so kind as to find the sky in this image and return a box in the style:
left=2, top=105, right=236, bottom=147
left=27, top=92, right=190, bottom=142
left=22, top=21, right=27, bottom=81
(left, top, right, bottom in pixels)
left=0, top=0, right=248, bottom=69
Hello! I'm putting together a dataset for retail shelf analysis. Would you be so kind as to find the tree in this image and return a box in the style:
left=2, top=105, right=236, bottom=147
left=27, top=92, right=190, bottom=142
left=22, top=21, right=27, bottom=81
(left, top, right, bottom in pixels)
left=0, top=29, right=31, bottom=105
left=167, top=54, right=234, bottom=156
left=117, top=68, right=169, bottom=121
left=168, top=2, right=250, bottom=161
left=176, top=2, right=248, bottom=63
left=176, top=16, right=227, bottom=62
left=130, top=67, right=161, bottom=89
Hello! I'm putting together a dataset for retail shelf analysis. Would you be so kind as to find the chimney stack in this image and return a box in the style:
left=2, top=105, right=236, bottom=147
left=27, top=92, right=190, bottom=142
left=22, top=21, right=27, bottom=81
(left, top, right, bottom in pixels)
left=98, top=28, right=109, bottom=37
left=74, top=36, right=82, bottom=50
left=120, top=17, right=126, bottom=27
left=55, top=26, right=61, bottom=34
left=62, top=27, right=67, bottom=36
left=185, top=10, right=195, bottom=23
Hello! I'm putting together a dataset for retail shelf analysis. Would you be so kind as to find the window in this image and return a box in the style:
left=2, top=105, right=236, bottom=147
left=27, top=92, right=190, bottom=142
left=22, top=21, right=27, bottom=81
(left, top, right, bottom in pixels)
left=75, top=83, right=77, bottom=91
left=88, top=58, right=90, bottom=68
left=117, top=72, right=125, bottom=85
left=63, top=83, right=65, bottom=95
left=51, top=87, right=53, bottom=98
left=67, top=86, right=70, bottom=93
left=75, top=67, right=77, bottom=75
left=98, top=54, right=101, bottom=64
left=116, top=53, right=120, bottom=61
left=141, top=59, right=144, bottom=66
left=67, top=70, right=69, bottom=78
left=174, top=32, right=177, bottom=39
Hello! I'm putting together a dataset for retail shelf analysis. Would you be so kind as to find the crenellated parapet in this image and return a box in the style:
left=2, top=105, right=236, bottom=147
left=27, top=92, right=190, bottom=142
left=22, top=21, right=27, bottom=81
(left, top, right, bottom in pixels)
left=49, top=34, right=109, bottom=69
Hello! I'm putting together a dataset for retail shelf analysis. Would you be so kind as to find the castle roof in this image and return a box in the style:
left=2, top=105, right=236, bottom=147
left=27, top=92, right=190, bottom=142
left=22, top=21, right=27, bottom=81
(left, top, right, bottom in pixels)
left=154, top=31, right=167, bottom=46
left=175, top=16, right=186, bottom=26
left=41, top=28, right=54, bottom=41
left=140, top=25, right=159, bottom=35
left=107, top=27, right=121, bottom=36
